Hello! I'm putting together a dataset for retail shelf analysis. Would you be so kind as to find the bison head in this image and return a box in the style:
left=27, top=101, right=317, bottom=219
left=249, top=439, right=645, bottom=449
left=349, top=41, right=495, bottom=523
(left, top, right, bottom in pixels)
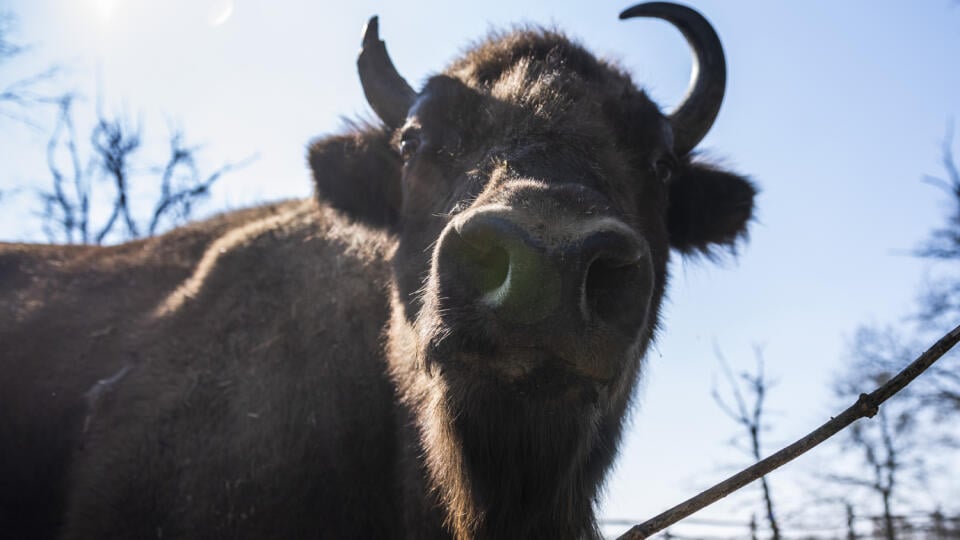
left=309, top=3, right=755, bottom=538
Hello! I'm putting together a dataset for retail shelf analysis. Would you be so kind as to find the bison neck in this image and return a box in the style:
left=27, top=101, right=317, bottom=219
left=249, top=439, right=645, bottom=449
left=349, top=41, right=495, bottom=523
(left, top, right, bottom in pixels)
left=388, top=316, right=622, bottom=539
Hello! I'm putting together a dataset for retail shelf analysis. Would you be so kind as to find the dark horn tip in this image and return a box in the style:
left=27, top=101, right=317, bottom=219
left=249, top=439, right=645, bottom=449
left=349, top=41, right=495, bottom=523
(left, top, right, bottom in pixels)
left=618, top=4, right=647, bottom=19
left=618, top=1, right=726, bottom=156
left=619, top=2, right=685, bottom=20
left=362, top=16, right=380, bottom=46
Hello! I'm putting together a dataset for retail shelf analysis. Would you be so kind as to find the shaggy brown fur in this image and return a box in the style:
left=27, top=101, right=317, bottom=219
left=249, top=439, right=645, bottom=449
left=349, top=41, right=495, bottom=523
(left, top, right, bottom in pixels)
left=0, top=202, right=302, bottom=539
left=0, top=26, right=755, bottom=540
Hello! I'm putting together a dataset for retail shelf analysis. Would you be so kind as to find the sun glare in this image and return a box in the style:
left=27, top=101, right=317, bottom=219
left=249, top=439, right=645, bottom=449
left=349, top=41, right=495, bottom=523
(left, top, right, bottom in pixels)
left=92, top=0, right=118, bottom=21
left=88, top=0, right=234, bottom=27
left=208, top=0, right=235, bottom=26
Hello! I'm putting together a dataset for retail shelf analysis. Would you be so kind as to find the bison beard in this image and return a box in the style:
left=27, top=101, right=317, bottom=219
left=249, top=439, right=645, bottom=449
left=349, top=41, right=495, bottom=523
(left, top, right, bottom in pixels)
left=389, top=288, right=642, bottom=539
left=0, top=3, right=756, bottom=540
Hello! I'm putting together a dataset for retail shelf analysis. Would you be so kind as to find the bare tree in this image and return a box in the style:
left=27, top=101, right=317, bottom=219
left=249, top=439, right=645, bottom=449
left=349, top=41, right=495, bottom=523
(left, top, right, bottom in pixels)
left=845, top=501, right=858, bottom=540
left=88, top=104, right=143, bottom=242
left=38, top=95, right=252, bottom=244
left=928, top=508, right=960, bottom=539
left=0, top=12, right=59, bottom=126
left=0, top=13, right=17, bottom=58
left=833, top=409, right=907, bottom=540
left=40, top=94, right=90, bottom=242
left=1, top=11, right=59, bottom=209
left=3, top=8, right=248, bottom=243
left=846, top=325, right=959, bottom=428
left=815, top=130, right=960, bottom=539
left=916, top=125, right=960, bottom=329
left=616, top=325, right=960, bottom=540
left=833, top=127, right=960, bottom=449
left=828, top=327, right=954, bottom=540
left=713, top=348, right=782, bottom=540
left=146, top=128, right=248, bottom=237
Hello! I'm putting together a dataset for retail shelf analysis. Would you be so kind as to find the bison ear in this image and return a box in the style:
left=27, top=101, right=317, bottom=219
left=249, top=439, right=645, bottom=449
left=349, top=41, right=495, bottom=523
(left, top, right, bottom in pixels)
left=308, top=125, right=402, bottom=230
left=667, top=160, right=756, bottom=256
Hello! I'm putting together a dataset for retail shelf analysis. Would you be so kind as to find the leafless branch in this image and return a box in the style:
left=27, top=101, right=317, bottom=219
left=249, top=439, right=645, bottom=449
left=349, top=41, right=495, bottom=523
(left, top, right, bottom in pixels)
left=917, top=124, right=960, bottom=262
left=0, top=13, right=62, bottom=125
left=712, top=348, right=781, bottom=540
left=146, top=129, right=257, bottom=236
left=91, top=111, right=142, bottom=243
left=616, top=323, right=960, bottom=540
left=39, top=94, right=91, bottom=242
left=834, top=410, right=903, bottom=540
left=0, top=12, right=23, bottom=60
left=0, top=65, right=61, bottom=103
left=33, top=93, right=249, bottom=244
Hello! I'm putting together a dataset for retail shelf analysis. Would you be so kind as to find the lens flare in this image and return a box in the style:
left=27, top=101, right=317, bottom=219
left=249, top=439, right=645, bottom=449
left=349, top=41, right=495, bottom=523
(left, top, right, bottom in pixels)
left=208, top=0, right=235, bottom=26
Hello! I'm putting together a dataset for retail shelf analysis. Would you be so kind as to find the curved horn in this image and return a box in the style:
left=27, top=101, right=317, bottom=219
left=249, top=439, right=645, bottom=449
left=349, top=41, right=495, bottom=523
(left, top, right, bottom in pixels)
left=620, top=3, right=726, bottom=155
left=358, top=16, right=416, bottom=129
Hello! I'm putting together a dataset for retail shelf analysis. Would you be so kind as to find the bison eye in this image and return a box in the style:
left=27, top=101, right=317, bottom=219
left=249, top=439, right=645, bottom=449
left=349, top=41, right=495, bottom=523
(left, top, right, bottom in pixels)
left=399, top=130, right=422, bottom=162
left=653, top=158, right=674, bottom=183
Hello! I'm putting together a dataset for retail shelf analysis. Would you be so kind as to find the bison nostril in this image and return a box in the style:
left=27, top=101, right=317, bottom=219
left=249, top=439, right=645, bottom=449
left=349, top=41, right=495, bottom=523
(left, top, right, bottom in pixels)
left=459, top=237, right=510, bottom=298
left=444, top=215, right=561, bottom=324
left=584, top=258, right=648, bottom=330
left=580, top=230, right=652, bottom=334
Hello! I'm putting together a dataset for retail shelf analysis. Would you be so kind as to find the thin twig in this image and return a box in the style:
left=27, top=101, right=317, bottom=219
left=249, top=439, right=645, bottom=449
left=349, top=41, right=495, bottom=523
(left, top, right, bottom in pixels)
left=616, top=323, right=960, bottom=540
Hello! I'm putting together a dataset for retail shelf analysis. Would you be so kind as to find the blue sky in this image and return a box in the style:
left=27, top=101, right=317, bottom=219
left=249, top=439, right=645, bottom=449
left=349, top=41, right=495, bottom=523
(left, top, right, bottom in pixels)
left=2, top=0, right=959, bottom=536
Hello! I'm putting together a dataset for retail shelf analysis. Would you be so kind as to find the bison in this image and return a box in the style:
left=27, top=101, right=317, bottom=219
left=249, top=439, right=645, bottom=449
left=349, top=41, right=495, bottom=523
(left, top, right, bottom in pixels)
left=0, top=3, right=756, bottom=539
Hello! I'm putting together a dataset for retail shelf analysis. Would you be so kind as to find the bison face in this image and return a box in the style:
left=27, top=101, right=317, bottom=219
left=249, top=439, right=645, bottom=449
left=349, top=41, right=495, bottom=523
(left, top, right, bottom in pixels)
left=311, top=10, right=753, bottom=406
left=309, top=4, right=755, bottom=536
left=390, top=73, right=668, bottom=403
